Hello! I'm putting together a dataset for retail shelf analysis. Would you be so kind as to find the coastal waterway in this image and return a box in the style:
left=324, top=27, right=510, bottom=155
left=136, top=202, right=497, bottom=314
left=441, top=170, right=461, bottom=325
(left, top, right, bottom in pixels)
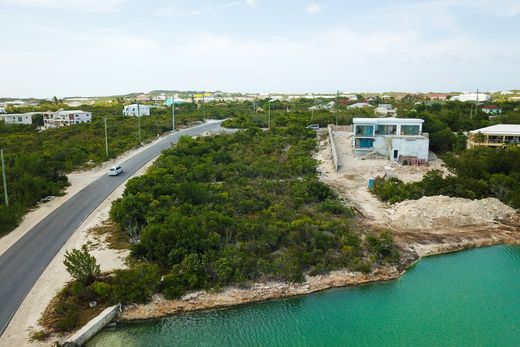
left=87, top=245, right=520, bottom=347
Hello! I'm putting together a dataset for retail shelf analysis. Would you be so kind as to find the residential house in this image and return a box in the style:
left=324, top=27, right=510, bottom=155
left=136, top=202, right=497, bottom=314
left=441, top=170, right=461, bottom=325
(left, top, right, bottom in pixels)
left=347, top=102, right=374, bottom=109
left=468, top=124, right=520, bottom=148
left=136, top=94, right=151, bottom=102
left=43, top=109, right=92, bottom=129
left=0, top=113, right=33, bottom=125
left=123, top=104, right=151, bottom=116
left=450, top=93, right=491, bottom=102
left=481, top=105, right=502, bottom=115
left=352, top=118, right=429, bottom=163
left=374, top=104, right=397, bottom=117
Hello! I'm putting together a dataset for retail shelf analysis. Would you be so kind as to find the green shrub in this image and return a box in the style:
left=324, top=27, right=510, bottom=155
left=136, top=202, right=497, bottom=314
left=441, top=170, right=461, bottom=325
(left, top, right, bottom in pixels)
left=90, top=281, right=112, bottom=300
left=111, top=263, right=160, bottom=304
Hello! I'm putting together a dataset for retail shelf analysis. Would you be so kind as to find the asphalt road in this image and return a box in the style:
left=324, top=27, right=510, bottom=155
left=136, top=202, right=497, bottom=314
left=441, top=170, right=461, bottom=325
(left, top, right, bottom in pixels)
left=0, top=121, right=224, bottom=336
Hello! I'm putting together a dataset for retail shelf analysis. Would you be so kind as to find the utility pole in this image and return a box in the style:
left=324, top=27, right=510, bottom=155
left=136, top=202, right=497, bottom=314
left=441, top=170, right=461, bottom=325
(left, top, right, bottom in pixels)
left=1, top=149, right=8, bottom=207
left=104, top=117, right=109, bottom=158
left=137, top=101, right=142, bottom=144
left=172, top=95, right=175, bottom=131
left=202, top=92, right=206, bottom=122
left=336, top=90, right=339, bottom=126
left=268, top=93, right=271, bottom=129
left=311, top=93, right=314, bottom=121
left=475, top=88, right=479, bottom=118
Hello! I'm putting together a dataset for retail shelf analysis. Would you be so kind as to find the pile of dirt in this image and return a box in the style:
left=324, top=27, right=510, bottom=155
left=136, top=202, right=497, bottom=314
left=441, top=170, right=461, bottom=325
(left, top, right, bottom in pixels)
left=388, top=196, right=518, bottom=231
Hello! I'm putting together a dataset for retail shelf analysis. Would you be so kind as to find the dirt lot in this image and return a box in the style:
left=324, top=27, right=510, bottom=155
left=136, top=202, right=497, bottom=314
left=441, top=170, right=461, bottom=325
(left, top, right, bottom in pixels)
left=317, top=129, right=520, bottom=256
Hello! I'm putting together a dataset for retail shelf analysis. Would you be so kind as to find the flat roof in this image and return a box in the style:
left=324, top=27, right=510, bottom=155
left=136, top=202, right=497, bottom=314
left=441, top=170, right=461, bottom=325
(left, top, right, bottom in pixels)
left=353, top=118, right=424, bottom=124
left=470, top=124, right=520, bottom=135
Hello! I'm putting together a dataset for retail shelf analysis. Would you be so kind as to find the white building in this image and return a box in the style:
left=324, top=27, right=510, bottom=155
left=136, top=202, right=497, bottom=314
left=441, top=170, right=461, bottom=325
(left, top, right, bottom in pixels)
left=0, top=113, right=33, bottom=125
left=374, top=104, right=397, bottom=117
left=468, top=124, right=520, bottom=148
left=352, top=118, right=429, bottom=163
left=123, top=104, right=151, bottom=116
left=450, top=93, right=491, bottom=102
left=0, top=107, right=5, bottom=114
left=347, top=102, right=374, bottom=109
left=43, top=109, right=92, bottom=129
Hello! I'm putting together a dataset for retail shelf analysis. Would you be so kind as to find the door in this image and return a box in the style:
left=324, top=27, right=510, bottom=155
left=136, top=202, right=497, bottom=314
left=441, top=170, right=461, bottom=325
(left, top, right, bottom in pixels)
left=393, top=149, right=399, bottom=160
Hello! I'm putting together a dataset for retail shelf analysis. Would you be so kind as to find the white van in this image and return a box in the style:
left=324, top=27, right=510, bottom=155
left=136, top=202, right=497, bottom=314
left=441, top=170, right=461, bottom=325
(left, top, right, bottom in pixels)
left=108, top=166, right=123, bottom=176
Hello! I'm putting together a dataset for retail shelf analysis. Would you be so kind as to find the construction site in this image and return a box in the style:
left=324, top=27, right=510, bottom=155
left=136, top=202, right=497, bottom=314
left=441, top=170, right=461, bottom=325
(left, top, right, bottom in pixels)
left=319, top=125, right=520, bottom=257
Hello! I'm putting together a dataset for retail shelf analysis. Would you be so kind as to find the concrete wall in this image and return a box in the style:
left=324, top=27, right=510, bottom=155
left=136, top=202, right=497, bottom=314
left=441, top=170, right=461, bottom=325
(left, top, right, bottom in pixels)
left=354, top=136, right=429, bottom=161
left=391, top=137, right=429, bottom=161
left=328, top=125, right=339, bottom=171
left=63, top=304, right=121, bottom=347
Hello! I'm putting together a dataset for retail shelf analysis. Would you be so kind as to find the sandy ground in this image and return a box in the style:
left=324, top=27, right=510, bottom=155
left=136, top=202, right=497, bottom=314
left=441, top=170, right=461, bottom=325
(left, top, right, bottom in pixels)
left=0, top=131, right=178, bottom=346
left=317, top=129, right=520, bottom=254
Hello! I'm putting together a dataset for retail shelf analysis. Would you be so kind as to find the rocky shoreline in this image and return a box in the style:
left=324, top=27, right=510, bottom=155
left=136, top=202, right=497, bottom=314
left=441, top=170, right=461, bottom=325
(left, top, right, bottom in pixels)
left=120, top=227, right=520, bottom=322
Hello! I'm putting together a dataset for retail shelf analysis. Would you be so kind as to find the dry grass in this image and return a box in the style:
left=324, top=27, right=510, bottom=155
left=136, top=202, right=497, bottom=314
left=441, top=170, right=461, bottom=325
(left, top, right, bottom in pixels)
left=90, top=222, right=131, bottom=250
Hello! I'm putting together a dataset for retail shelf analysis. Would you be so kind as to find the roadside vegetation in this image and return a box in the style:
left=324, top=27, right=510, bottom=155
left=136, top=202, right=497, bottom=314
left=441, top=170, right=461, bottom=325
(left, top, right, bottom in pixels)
left=0, top=102, right=243, bottom=236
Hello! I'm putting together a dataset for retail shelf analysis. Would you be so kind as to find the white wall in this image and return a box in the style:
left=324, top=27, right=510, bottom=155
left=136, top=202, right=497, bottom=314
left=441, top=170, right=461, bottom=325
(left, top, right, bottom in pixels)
left=123, top=105, right=150, bottom=116
left=391, top=137, right=429, bottom=161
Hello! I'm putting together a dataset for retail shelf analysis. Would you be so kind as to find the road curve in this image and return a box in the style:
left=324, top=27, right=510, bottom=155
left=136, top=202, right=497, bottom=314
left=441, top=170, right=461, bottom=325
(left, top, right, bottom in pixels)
left=0, top=121, right=224, bottom=336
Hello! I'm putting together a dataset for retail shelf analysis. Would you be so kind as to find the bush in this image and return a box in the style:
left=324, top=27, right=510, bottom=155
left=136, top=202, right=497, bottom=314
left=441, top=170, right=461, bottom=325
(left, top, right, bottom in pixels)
left=63, top=245, right=100, bottom=284
left=90, top=281, right=112, bottom=300
left=111, top=263, right=161, bottom=304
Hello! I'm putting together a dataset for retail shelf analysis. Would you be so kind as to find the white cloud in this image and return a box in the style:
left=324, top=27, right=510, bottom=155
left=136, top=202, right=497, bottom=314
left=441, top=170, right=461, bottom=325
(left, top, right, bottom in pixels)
left=0, top=0, right=126, bottom=12
left=244, top=0, right=257, bottom=8
left=305, top=3, right=322, bottom=15
left=2, top=21, right=518, bottom=97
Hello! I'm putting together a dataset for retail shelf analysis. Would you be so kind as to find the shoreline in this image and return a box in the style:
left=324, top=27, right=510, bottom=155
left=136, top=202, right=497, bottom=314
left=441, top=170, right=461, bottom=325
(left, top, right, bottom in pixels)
left=119, top=234, right=519, bottom=323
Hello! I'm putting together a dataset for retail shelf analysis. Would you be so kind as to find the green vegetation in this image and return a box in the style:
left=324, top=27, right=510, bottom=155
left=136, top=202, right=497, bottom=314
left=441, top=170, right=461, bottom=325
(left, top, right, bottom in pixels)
left=41, top=126, right=400, bottom=333
left=110, top=128, right=399, bottom=296
left=0, top=103, right=232, bottom=236
left=63, top=245, right=101, bottom=284
left=372, top=146, right=520, bottom=208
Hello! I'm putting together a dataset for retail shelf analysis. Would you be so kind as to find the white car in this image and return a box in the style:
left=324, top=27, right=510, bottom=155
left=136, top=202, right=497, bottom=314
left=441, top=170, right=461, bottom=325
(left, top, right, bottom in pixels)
left=108, top=166, right=123, bottom=176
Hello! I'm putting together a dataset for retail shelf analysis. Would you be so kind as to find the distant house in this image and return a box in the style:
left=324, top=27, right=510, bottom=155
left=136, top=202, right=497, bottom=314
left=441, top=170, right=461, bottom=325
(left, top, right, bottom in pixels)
left=136, top=94, right=151, bottom=102
left=0, top=107, right=5, bottom=114
left=427, top=93, right=451, bottom=100
left=309, top=101, right=335, bottom=111
left=43, top=109, right=92, bottom=129
left=152, top=93, right=167, bottom=102
left=374, top=104, right=397, bottom=117
left=123, top=104, right=150, bottom=116
left=468, top=124, right=520, bottom=148
left=481, top=105, right=502, bottom=115
left=0, top=113, right=33, bottom=125
left=347, top=102, right=374, bottom=109
left=352, top=118, right=429, bottom=163
left=450, top=93, right=491, bottom=102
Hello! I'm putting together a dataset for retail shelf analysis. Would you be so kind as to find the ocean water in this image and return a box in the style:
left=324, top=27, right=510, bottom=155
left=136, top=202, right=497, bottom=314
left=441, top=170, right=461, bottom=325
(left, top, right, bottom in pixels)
left=87, top=245, right=520, bottom=347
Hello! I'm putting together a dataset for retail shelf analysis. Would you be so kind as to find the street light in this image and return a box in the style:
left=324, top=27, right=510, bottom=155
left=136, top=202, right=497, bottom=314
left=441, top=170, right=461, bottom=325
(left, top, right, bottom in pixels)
left=1, top=149, right=8, bottom=206
left=104, top=117, right=109, bottom=158
left=137, top=101, right=142, bottom=144
left=268, top=93, right=271, bottom=129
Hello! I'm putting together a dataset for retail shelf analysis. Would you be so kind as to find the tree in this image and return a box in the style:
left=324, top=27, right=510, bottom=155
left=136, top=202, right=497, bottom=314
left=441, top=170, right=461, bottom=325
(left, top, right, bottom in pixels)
left=63, top=245, right=100, bottom=284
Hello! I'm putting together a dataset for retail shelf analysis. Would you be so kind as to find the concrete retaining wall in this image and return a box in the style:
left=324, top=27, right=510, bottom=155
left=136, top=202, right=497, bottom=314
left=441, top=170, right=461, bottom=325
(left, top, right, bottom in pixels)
left=63, top=304, right=121, bottom=346
left=328, top=125, right=339, bottom=171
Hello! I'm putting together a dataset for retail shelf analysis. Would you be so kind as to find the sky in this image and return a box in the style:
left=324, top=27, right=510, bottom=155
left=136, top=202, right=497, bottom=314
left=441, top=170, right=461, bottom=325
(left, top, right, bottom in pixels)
left=0, top=0, right=519, bottom=98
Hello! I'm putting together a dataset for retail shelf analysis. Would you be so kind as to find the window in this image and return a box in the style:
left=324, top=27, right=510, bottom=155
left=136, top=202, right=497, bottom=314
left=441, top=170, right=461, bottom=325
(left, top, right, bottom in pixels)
left=376, top=124, right=396, bottom=135
left=355, top=138, right=374, bottom=148
left=355, top=125, right=374, bottom=136
left=401, top=125, right=420, bottom=135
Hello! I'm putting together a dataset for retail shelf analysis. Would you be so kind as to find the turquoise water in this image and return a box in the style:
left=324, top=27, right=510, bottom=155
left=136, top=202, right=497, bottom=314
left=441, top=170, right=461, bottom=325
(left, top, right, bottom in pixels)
left=88, top=245, right=520, bottom=347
